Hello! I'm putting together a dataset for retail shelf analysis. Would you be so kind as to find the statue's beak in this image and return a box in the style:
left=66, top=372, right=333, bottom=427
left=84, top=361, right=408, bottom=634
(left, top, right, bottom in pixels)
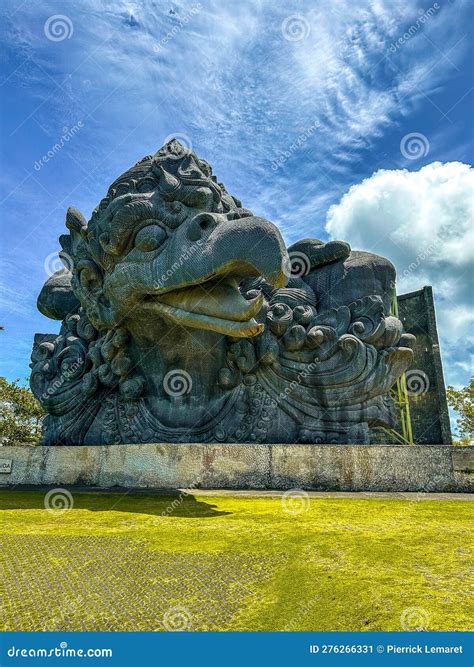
left=110, top=213, right=289, bottom=337
left=174, top=212, right=289, bottom=290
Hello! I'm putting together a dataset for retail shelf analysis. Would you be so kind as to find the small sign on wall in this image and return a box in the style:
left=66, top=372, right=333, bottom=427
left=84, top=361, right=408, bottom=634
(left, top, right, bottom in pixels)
left=0, top=459, right=12, bottom=474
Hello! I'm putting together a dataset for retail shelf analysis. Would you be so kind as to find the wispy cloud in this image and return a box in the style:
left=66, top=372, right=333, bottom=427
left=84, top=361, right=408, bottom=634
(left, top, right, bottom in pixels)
left=0, top=0, right=472, bottom=389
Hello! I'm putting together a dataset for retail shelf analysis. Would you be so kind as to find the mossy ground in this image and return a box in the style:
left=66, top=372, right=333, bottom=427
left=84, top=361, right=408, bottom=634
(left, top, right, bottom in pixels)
left=1, top=490, right=472, bottom=632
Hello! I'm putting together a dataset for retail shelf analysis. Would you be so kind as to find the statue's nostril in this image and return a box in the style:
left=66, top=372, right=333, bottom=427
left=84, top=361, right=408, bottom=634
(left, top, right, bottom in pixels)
left=188, top=214, right=219, bottom=242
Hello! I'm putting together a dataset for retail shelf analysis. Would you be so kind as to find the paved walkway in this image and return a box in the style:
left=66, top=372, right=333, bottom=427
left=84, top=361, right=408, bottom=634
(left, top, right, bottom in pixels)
left=1, top=485, right=472, bottom=500
left=183, top=489, right=473, bottom=500
left=183, top=489, right=474, bottom=500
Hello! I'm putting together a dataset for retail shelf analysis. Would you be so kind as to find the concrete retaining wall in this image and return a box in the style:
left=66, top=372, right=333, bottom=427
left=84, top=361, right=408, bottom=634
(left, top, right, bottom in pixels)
left=0, top=444, right=472, bottom=492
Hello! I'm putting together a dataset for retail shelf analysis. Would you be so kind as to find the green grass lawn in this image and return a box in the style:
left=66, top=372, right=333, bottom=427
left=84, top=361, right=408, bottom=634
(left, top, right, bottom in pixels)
left=0, top=489, right=472, bottom=632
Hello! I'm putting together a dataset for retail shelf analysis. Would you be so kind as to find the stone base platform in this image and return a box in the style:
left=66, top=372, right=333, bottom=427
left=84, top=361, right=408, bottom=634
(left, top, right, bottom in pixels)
left=0, top=444, right=472, bottom=493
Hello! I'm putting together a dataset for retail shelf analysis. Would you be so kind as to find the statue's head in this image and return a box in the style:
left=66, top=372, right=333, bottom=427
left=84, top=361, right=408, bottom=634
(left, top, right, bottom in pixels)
left=39, top=139, right=288, bottom=340
left=32, top=139, right=415, bottom=446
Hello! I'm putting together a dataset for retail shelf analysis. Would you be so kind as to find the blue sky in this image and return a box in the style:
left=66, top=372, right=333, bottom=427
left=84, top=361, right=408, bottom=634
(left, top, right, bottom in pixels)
left=0, top=0, right=473, bottom=417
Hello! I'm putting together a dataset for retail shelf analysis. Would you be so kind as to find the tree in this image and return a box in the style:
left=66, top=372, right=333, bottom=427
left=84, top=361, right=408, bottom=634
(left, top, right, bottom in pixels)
left=0, top=377, right=44, bottom=445
left=446, top=377, right=473, bottom=445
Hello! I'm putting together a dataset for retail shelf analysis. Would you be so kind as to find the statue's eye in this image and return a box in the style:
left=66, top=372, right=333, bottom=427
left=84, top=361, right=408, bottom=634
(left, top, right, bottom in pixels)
left=137, top=178, right=156, bottom=193
left=134, top=224, right=166, bottom=252
left=115, top=183, right=129, bottom=197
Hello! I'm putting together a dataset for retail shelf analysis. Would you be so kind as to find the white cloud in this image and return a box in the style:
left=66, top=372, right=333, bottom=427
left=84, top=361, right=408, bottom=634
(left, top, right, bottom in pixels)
left=325, top=161, right=474, bottom=387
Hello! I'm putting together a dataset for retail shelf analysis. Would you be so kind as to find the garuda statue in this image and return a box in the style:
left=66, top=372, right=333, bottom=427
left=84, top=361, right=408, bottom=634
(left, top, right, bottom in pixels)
left=30, top=139, right=414, bottom=445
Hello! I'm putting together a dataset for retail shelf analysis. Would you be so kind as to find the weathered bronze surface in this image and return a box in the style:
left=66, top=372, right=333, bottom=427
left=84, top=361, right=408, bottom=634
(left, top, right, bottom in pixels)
left=30, top=140, right=414, bottom=445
